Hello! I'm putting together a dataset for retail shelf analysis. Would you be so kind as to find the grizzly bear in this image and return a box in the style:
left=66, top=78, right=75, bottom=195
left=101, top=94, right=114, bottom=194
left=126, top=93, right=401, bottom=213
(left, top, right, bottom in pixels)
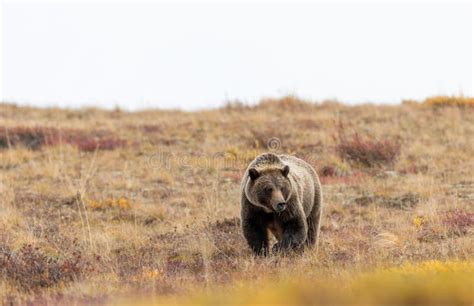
left=240, top=153, right=323, bottom=255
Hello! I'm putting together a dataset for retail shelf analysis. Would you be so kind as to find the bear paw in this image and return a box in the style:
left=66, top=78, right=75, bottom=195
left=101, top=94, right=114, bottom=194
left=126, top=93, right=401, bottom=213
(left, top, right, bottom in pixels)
left=272, top=240, right=304, bottom=254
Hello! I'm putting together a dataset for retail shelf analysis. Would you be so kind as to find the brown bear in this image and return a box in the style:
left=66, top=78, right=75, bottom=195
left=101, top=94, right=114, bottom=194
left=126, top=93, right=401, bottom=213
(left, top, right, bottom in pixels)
left=240, top=153, right=323, bottom=255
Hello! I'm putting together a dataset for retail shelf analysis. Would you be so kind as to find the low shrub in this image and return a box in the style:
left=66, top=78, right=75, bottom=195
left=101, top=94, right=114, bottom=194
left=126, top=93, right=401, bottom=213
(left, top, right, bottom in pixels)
left=443, top=209, right=474, bottom=235
left=0, top=127, right=57, bottom=150
left=423, top=96, right=474, bottom=108
left=0, top=126, right=127, bottom=152
left=335, top=125, right=400, bottom=167
left=0, top=243, right=92, bottom=291
left=73, top=136, right=127, bottom=152
left=416, top=210, right=474, bottom=242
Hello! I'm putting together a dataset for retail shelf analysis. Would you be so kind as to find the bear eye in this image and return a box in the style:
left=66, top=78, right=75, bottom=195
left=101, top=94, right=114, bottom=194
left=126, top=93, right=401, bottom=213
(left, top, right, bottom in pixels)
left=264, top=187, right=273, bottom=193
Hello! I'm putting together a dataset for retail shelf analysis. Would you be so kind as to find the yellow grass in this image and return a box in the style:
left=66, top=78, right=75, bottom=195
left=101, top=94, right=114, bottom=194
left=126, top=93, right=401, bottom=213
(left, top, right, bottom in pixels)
left=116, top=260, right=474, bottom=305
left=423, top=95, right=474, bottom=107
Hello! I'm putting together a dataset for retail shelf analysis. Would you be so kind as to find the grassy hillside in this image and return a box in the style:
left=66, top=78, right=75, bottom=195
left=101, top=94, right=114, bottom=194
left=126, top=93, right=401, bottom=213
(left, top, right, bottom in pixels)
left=0, top=96, right=473, bottom=305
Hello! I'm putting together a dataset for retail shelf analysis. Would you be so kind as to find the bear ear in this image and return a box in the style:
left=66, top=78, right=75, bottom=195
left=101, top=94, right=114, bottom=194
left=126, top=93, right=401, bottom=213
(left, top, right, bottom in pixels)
left=248, top=168, right=260, bottom=180
left=281, top=165, right=290, bottom=177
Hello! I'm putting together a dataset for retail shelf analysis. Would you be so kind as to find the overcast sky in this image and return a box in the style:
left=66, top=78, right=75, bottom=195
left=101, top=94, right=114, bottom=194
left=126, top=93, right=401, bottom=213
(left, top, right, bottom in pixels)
left=2, top=2, right=473, bottom=110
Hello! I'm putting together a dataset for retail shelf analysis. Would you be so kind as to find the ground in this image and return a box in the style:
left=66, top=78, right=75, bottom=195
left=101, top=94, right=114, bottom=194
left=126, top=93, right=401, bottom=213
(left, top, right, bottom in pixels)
left=0, top=96, right=473, bottom=305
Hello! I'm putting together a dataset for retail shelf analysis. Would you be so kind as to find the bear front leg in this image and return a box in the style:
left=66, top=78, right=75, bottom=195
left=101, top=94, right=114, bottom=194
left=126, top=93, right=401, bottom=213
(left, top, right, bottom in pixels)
left=272, top=218, right=307, bottom=253
left=242, top=218, right=269, bottom=256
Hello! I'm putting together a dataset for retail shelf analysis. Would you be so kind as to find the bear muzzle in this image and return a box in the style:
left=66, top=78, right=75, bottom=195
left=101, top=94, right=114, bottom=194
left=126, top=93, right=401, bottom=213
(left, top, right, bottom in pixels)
left=273, top=202, right=287, bottom=213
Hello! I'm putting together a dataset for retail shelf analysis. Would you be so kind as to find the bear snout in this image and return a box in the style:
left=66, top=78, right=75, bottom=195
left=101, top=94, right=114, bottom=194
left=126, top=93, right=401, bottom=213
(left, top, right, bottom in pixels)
left=273, top=202, right=287, bottom=213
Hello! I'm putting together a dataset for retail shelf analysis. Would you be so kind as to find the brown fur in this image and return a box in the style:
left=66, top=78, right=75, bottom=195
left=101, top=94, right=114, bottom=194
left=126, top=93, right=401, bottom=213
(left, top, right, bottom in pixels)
left=240, top=153, right=323, bottom=255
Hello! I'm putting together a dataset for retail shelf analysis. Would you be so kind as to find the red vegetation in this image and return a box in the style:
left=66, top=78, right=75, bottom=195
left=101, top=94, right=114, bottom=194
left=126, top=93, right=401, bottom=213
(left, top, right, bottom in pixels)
left=0, top=127, right=57, bottom=150
left=0, top=126, right=127, bottom=152
left=443, top=210, right=474, bottom=235
left=140, top=124, right=163, bottom=133
left=72, top=136, right=127, bottom=152
left=0, top=243, right=93, bottom=291
left=334, top=125, right=401, bottom=167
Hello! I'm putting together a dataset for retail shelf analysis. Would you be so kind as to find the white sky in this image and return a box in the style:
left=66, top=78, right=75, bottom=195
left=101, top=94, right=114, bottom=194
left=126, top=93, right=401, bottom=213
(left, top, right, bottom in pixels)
left=1, top=2, right=473, bottom=110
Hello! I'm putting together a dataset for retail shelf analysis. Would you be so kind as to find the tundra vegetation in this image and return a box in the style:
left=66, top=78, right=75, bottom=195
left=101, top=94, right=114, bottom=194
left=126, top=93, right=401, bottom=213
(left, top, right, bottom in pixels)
left=0, top=95, right=473, bottom=305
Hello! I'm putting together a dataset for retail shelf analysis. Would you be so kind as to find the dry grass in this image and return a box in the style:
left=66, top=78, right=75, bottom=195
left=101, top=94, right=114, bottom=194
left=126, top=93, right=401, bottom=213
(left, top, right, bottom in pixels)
left=0, top=96, right=473, bottom=305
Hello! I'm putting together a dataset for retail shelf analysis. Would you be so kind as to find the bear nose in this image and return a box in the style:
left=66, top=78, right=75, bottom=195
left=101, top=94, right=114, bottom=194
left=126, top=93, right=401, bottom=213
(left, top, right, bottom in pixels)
left=275, top=202, right=286, bottom=212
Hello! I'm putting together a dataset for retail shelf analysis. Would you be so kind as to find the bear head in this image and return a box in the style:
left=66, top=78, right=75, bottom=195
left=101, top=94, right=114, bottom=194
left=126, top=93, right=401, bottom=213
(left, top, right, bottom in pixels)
left=245, top=165, right=292, bottom=213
